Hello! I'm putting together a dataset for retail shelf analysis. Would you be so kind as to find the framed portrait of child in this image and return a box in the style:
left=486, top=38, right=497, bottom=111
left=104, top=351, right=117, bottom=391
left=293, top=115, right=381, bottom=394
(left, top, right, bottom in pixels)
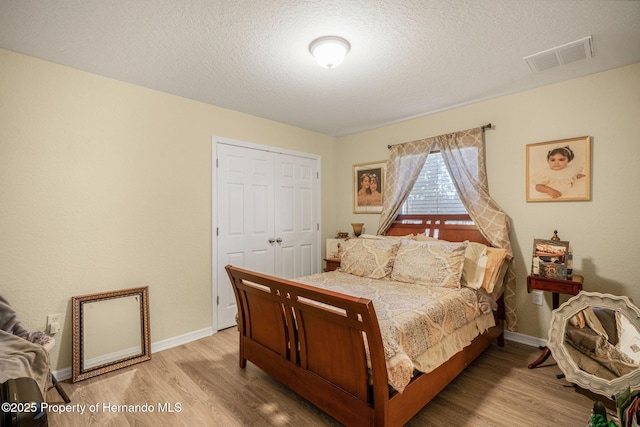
left=526, top=136, right=591, bottom=202
left=353, top=161, right=386, bottom=213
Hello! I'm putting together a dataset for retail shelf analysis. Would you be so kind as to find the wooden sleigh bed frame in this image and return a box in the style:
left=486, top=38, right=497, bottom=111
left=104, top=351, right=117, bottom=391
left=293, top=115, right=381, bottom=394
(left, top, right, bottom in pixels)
left=225, top=214, right=505, bottom=427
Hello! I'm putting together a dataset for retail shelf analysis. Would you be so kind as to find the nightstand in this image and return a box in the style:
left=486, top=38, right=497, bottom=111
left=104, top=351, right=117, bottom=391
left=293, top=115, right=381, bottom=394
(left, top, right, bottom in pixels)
left=324, top=258, right=341, bottom=272
left=526, top=274, right=584, bottom=369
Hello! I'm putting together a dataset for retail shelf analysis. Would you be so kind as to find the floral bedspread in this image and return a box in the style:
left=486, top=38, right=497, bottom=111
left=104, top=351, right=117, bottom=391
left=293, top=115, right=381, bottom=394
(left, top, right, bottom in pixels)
left=295, top=271, right=495, bottom=392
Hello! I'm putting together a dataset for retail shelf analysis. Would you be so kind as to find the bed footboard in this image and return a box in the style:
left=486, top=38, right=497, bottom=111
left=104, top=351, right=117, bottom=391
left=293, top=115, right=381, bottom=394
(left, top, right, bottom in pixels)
left=225, top=265, right=390, bottom=426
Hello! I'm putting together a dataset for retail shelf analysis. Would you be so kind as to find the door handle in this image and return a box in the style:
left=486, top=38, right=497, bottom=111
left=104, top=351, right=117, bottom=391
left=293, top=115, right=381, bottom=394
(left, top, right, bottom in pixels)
left=276, top=238, right=283, bottom=244
left=268, top=238, right=276, bottom=245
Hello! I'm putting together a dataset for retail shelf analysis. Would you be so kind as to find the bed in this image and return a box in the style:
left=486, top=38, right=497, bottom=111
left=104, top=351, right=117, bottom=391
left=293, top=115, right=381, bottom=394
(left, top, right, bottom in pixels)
left=225, top=214, right=506, bottom=427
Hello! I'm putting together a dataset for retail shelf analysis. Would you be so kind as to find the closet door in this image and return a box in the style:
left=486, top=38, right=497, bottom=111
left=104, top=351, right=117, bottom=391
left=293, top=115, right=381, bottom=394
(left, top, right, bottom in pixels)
left=215, top=142, right=319, bottom=330
left=216, top=143, right=276, bottom=330
left=274, top=153, right=318, bottom=279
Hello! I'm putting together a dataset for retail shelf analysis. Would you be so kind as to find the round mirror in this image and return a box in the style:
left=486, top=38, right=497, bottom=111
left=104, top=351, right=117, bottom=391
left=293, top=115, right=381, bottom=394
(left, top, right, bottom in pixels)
left=548, top=291, right=640, bottom=397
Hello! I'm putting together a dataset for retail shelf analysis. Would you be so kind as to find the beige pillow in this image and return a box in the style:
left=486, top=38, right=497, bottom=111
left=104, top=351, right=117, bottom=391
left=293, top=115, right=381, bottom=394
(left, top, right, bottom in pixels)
left=481, top=247, right=508, bottom=293
left=461, top=242, right=489, bottom=289
left=360, top=233, right=415, bottom=240
left=391, top=239, right=467, bottom=288
left=489, top=261, right=509, bottom=297
left=410, top=238, right=487, bottom=289
left=339, top=238, right=400, bottom=279
left=414, top=234, right=439, bottom=242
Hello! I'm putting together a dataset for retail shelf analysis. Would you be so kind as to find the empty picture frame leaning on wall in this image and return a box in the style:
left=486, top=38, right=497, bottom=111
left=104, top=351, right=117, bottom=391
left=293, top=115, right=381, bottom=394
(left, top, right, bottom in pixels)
left=526, top=136, right=591, bottom=202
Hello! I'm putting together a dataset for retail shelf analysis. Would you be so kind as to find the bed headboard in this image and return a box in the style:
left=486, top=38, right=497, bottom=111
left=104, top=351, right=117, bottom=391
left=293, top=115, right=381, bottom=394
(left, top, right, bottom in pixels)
left=384, top=214, right=491, bottom=246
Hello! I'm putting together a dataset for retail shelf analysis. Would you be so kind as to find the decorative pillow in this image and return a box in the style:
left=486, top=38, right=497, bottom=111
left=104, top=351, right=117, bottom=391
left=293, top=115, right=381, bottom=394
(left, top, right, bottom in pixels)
left=481, top=247, right=508, bottom=293
left=414, top=234, right=439, bottom=242
left=412, top=237, right=487, bottom=289
left=391, top=239, right=467, bottom=288
left=359, top=233, right=415, bottom=240
left=338, top=238, right=400, bottom=279
left=489, top=261, right=509, bottom=297
left=461, top=242, right=489, bottom=289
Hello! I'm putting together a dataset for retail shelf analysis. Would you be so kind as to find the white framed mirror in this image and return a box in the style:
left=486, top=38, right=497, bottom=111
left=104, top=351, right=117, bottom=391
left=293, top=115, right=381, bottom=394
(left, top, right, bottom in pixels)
left=548, top=291, right=640, bottom=397
left=72, top=287, right=151, bottom=382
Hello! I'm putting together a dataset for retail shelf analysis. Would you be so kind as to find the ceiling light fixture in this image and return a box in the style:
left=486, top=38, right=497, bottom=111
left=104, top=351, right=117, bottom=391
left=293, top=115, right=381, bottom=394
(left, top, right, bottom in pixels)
left=309, top=36, right=350, bottom=69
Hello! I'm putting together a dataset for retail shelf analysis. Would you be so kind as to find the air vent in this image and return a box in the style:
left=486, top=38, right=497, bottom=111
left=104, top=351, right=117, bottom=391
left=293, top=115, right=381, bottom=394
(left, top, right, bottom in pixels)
left=524, top=36, right=593, bottom=73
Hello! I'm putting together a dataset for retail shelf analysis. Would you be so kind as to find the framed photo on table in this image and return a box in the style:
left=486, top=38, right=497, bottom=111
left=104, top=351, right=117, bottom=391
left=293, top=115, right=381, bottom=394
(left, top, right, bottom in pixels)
left=526, top=136, right=591, bottom=202
left=531, top=238, right=570, bottom=279
left=353, top=161, right=385, bottom=213
left=326, top=238, right=347, bottom=259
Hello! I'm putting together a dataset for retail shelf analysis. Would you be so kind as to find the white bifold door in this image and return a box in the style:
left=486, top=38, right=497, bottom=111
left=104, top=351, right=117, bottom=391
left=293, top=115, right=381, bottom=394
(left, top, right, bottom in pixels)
left=215, top=141, right=320, bottom=330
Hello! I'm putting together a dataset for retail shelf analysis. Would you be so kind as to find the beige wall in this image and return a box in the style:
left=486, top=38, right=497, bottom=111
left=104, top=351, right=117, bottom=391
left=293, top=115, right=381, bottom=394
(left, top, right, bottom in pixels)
left=0, top=48, right=336, bottom=372
left=2, top=45, right=639, bottom=372
left=337, top=61, right=640, bottom=340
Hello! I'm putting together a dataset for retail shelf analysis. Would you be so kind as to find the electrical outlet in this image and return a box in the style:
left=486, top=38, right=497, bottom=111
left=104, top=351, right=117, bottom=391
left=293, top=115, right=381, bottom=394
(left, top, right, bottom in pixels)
left=532, top=291, right=543, bottom=306
left=47, top=313, right=62, bottom=334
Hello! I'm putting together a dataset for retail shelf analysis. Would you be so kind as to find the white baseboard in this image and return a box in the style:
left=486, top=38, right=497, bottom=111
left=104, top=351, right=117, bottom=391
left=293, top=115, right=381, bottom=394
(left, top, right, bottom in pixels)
left=504, top=330, right=547, bottom=348
left=52, top=326, right=215, bottom=381
left=52, top=366, right=72, bottom=382
left=52, top=328, right=543, bottom=381
left=151, top=326, right=214, bottom=353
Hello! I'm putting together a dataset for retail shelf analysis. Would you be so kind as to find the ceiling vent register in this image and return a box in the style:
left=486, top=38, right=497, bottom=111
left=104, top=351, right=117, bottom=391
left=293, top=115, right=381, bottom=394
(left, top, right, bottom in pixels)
left=524, top=36, right=593, bottom=72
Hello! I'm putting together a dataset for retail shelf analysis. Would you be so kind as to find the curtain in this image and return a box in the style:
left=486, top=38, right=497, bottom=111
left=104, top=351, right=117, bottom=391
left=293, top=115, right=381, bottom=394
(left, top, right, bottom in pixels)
left=377, top=127, right=518, bottom=331
left=376, top=138, right=437, bottom=234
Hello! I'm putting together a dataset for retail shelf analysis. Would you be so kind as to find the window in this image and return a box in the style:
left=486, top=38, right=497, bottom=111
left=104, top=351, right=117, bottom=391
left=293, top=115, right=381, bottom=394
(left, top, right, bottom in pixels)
left=401, top=152, right=468, bottom=214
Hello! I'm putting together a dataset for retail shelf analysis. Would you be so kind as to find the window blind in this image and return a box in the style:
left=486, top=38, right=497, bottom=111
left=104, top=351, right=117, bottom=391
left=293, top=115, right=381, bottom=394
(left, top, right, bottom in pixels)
left=401, top=152, right=467, bottom=215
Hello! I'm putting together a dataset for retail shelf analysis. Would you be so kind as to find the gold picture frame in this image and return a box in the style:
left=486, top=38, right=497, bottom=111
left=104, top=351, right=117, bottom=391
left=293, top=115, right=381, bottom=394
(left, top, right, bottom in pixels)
left=353, top=161, right=385, bottom=213
left=526, top=136, right=591, bottom=202
left=72, top=286, right=151, bottom=382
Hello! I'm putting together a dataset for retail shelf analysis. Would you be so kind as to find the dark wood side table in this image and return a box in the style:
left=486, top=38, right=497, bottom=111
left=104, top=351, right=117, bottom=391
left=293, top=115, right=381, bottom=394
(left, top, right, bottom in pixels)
left=324, top=258, right=341, bottom=272
left=526, top=274, right=584, bottom=369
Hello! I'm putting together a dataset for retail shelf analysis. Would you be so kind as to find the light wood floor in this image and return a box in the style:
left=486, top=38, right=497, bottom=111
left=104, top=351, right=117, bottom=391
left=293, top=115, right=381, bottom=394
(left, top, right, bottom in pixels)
left=46, top=329, right=596, bottom=426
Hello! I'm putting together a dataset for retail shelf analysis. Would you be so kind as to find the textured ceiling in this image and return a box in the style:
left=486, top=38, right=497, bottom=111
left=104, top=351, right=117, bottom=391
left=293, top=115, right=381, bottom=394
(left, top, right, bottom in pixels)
left=1, top=0, right=639, bottom=137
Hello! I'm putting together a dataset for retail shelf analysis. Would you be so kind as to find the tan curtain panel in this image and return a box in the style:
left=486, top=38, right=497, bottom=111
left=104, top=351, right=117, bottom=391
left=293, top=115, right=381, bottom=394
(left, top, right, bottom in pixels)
left=436, top=127, right=517, bottom=331
left=378, top=127, right=518, bottom=331
left=376, top=138, right=436, bottom=235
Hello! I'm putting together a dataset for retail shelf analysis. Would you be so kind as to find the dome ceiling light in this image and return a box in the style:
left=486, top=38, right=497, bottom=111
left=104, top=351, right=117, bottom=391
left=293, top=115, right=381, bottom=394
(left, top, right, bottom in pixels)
left=309, top=36, right=350, bottom=68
